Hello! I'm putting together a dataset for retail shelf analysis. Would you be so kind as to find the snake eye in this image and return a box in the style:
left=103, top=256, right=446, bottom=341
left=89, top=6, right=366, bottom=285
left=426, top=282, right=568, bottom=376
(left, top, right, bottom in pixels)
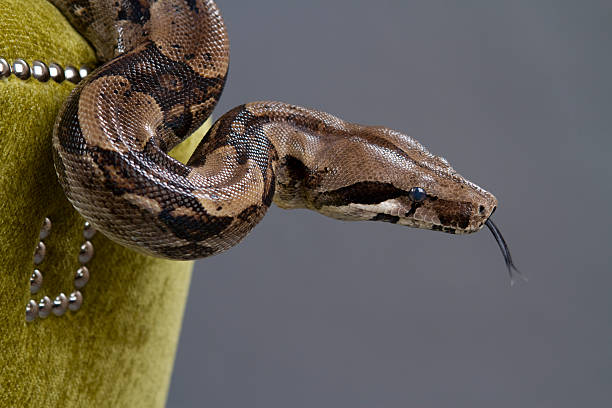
left=408, top=187, right=427, bottom=202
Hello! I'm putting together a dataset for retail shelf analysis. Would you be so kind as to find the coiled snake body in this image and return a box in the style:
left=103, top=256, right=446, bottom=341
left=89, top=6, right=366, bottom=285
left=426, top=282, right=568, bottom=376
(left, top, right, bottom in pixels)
left=51, top=0, right=518, bottom=277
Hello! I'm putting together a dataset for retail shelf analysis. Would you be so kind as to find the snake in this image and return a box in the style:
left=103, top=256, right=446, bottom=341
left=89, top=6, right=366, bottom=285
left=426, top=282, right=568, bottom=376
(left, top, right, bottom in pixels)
left=50, top=0, right=520, bottom=279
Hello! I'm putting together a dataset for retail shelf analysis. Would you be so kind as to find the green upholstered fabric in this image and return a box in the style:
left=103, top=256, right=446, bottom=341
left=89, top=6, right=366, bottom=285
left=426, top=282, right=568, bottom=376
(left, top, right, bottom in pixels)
left=0, top=1, right=208, bottom=405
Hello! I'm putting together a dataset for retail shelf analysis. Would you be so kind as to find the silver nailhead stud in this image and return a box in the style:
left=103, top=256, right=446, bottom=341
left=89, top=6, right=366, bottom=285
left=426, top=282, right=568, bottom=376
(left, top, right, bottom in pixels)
left=83, top=221, right=97, bottom=240
left=12, top=59, right=30, bottom=80
left=74, top=266, right=90, bottom=289
left=38, top=296, right=52, bottom=318
left=79, top=65, right=90, bottom=79
left=32, top=60, right=50, bottom=82
left=64, top=65, right=79, bottom=83
left=26, top=300, right=39, bottom=322
left=33, top=241, right=46, bottom=265
left=78, top=241, right=94, bottom=264
left=68, top=291, right=83, bottom=312
left=30, top=269, right=43, bottom=294
left=39, top=217, right=52, bottom=240
left=49, top=63, right=65, bottom=82
left=0, top=58, right=10, bottom=78
left=52, top=293, right=68, bottom=316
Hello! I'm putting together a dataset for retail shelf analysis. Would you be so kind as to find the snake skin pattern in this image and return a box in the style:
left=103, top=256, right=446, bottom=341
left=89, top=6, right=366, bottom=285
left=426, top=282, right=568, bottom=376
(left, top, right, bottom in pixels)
left=50, top=0, right=505, bottom=265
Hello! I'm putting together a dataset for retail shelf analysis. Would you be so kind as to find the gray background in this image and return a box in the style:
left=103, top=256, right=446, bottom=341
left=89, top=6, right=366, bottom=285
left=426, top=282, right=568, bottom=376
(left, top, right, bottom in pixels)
left=167, top=1, right=612, bottom=407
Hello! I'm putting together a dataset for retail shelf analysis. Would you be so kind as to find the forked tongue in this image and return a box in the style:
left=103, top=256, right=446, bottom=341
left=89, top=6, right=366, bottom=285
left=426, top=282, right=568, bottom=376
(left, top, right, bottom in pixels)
left=485, top=219, right=527, bottom=286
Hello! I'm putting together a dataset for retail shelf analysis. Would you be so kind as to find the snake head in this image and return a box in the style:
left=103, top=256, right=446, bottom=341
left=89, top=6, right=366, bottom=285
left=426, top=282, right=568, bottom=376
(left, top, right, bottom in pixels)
left=285, top=126, right=498, bottom=235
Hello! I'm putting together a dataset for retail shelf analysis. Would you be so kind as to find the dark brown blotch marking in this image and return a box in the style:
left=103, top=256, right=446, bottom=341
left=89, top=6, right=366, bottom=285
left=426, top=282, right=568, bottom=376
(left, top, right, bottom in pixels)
left=433, top=199, right=472, bottom=229
left=405, top=202, right=421, bottom=217
left=117, top=0, right=151, bottom=24
left=186, top=0, right=200, bottom=13
left=262, top=175, right=276, bottom=207
left=432, top=224, right=457, bottom=234
left=236, top=204, right=263, bottom=223
left=91, top=148, right=137, bottom=195
left=159, top=73, right=184, bottom=91
left=278, top=155, right=308, bottom=188
left=158, top=207, right=233, bottom=243
left=158, top=242, right=216, bottom=259
left=371, top=213, right=400, bottom=224
left=313, top=181, right=407, bottom=209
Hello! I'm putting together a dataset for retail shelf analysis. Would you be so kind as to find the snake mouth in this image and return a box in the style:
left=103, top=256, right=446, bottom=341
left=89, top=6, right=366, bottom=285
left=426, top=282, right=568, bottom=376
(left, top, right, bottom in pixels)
left=485, top=219, right=526, bottom=285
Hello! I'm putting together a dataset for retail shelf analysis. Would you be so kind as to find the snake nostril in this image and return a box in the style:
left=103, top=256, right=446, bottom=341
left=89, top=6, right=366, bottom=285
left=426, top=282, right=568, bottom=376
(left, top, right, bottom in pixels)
left=479, top=205, right=486, bottom=215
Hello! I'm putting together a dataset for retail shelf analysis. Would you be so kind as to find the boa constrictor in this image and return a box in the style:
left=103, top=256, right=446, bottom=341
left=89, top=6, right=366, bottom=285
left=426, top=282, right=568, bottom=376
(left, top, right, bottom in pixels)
left=50, top=0, right=520, bottom=279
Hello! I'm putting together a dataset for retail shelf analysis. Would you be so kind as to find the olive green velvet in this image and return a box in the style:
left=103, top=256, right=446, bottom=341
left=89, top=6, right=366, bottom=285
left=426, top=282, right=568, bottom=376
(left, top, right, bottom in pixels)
left=0, top=1, right=208, bottom=405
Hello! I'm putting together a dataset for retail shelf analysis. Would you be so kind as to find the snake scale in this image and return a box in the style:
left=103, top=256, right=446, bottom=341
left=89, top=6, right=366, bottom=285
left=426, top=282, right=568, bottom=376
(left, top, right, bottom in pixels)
left=50, top=0, right=519, bottom=278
